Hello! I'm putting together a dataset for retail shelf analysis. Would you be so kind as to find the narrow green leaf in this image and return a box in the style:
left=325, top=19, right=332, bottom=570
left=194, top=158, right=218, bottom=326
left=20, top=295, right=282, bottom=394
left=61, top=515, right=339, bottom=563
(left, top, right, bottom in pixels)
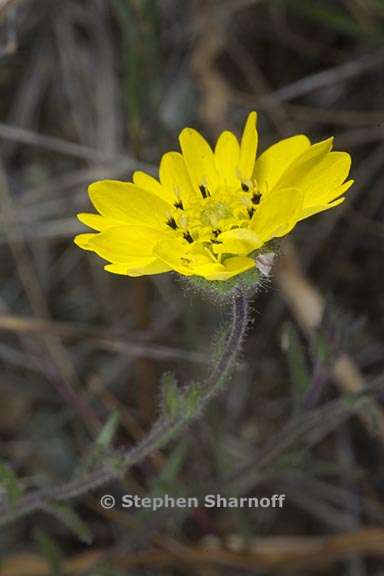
left=280, top=0, right=382, bottom=39
left=185, top=383, right=202, bottom=416
left=313, top=331, right=330, bottom=364
left=44, top=503, right=93, bottom=545
left=34, top=529, right=62, bottom=576
left=96, top=411, right=120, bottom=450
left=135, top=440, right=189, bottom=522
left=154, top=438, right=189, bottom=487
left=161, top=372, right=181, bottom=418
left=111, top=0, right=162, bottom=149
left=281, top=322, right=310, bottom=411
left=361, top=401, right=383, bottom=436
left=274, top=449, right=308, bottom=472
left=0, top=461, right=23, bottom=503
left=78, top=411, right=120, bottom=477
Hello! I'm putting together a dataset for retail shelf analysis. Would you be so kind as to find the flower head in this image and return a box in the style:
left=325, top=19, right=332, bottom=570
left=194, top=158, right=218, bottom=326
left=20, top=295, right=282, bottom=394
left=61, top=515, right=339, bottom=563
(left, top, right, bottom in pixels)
left=75, top=112, right=353, bottom=281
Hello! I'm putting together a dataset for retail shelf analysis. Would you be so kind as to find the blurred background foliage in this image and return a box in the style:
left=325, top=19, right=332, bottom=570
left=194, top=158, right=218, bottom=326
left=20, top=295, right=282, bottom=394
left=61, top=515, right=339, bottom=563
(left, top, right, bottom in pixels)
left=0, top=0, right=384, bottom=574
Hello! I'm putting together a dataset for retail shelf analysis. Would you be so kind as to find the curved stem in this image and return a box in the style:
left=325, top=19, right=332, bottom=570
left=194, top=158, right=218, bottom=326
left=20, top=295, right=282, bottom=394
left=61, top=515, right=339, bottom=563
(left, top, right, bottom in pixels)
left=0, top=287, right=249, bottom=527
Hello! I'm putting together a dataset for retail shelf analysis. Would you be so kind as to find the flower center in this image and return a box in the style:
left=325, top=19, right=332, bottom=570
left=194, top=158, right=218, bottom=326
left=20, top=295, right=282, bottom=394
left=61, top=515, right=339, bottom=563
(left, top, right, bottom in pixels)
left=165, top=179, right=261, bottom=252
left=200, top=200, right=230, bottom=227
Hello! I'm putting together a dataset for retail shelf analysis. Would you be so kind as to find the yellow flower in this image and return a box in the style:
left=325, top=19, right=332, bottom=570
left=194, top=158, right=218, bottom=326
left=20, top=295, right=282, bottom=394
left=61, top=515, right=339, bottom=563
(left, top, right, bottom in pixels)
left=75, top=112, right=353, bottom=281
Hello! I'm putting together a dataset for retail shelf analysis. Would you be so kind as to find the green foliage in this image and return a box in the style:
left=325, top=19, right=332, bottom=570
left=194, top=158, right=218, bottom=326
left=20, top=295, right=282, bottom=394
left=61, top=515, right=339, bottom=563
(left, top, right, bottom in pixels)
left=274, top=450, right=359, bottom=477
left=34, top=529, right=63, bottom=576
left=77, top=411, right=120, bottom=476
left=136, top=439, right=189, bottom=523
left=360, top=400, right=384, bottom=436
left=372, top=0, right=384, bottom=15
left=187, top=267, right=262, bottom=304
left=111, top=0, right=162, bottom=151
left=161, top=372, right=182, bottom=418
left=273, top=449, right=308, bottom=472
left=184, top=382, right=203, bottom=416
left=97, top=410, right=120, bottom=449
left=279, top=0, right=384, bottom=40
left=281, top=322, right=310, bottom=412
left=150, top=438, right=189, bottom=491
left=0, top=461, right=23, bottom=504
left=342, top=391, right=361, bottom=408
left=161, top=372, right=203, bottom=419
left=313, top=330, right=331, bottom=364
left=43, top=503, right=93, bottom=545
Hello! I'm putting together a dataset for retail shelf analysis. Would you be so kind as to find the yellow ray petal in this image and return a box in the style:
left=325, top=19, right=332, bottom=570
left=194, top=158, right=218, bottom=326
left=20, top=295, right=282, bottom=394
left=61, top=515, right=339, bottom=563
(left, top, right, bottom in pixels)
left=222, top=255, right=255, bottom=277
left=86, top=225, right=168, bottom=263
left=300, top=152, right=352, bottom=207
left=253, top=134, right=310, bottom=193
left=335, top=178, right=354, bottom=196
left=192, top=256, right=255, bottom=280
left=213, top=228, right=262, bottom=255
left=88, top=180, right=171, bottom=228
left=189, top=262, right=229, bottom=280
left=153, top=237, right=194, bottom=276
left=300, top=179, right=353, bottom=221
left=179, top=127, right=219, bottom=195
left=239, top=111, right=258, bottom=181
left=105, top=258, right=171, bottom=276
left=154, top=237, right=219, bottom=276
left=133, top=171, right=175, bottom=204
left=77, top=213, right=121, bottom=231
left=159, top=151, right=196, bottom=204
left=74, top=233, right=96, bottom=251
left=274, top=137, right=334, bottom=191
left=299, top=197, right=345, bottom=221
left=252, top=187, right=304, bottom=242
left=215, top=131, right=241, bottom=188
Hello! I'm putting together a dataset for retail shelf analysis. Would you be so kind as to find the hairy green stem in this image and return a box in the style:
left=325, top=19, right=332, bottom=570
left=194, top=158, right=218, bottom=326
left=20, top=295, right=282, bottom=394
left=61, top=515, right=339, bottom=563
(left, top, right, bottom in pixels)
left=0, top=287, right=249, bottom=527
